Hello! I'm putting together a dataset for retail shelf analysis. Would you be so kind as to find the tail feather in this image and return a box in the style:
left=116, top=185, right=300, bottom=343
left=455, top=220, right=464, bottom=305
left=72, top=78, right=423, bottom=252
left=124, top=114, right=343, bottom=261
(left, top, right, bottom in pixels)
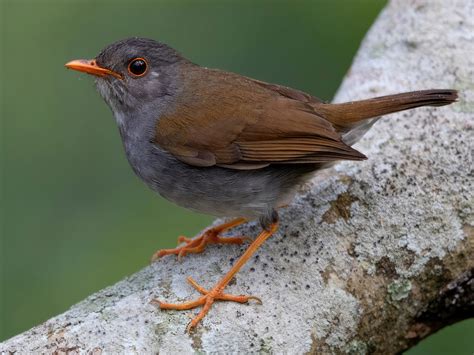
left=316, top=89, right=458, bottom=129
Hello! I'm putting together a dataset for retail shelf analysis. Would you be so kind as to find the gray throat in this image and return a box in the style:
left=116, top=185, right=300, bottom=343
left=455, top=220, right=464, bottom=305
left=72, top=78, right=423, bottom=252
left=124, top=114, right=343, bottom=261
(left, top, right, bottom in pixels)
left=115, top=107, right=168, bottom=188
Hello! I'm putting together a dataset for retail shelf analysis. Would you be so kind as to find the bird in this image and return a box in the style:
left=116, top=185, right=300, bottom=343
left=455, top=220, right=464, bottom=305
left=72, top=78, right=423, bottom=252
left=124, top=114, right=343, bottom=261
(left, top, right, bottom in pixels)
left=65, top=37, right=457, bottom=332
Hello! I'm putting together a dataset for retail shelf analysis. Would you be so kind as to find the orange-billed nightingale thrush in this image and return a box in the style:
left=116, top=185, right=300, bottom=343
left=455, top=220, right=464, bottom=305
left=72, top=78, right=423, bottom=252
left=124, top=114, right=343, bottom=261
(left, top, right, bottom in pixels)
left=65, top=37, right=457, bottom=332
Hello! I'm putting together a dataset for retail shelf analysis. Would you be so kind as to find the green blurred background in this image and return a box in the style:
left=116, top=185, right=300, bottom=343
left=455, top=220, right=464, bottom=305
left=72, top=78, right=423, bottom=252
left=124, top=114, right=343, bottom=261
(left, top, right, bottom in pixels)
left=1, top=0, right=472, bottom=352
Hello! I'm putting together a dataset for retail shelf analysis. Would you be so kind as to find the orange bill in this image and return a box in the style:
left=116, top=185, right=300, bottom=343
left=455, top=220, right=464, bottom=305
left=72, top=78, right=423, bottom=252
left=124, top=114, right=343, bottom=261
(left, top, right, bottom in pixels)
left=65, top=59, right=122, bottom=79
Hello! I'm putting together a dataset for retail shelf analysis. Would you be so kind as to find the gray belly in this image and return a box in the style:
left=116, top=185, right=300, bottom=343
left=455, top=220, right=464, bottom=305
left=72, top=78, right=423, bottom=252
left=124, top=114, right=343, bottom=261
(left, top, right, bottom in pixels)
left=125, top=142, right=314, bottom=219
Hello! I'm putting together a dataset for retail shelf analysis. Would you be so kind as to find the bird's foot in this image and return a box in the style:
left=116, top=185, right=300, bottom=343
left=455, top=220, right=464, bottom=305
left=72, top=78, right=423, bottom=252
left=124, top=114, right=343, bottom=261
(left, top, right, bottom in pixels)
left=150, top=218, right=248, bottom=262
left=152, top=220, right=278, bottom=331
left=151, top=276, right=261, bottom=332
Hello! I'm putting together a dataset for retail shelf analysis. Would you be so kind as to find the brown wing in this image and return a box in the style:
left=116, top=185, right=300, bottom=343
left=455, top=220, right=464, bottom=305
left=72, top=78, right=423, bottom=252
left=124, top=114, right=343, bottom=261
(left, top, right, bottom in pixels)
left=154, top=67, right=366, bottom=169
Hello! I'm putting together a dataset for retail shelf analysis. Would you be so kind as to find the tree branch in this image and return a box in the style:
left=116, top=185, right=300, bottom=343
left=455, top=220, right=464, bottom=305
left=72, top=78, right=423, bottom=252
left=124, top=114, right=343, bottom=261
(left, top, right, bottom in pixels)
left=1, top=0, right=472, bottom=353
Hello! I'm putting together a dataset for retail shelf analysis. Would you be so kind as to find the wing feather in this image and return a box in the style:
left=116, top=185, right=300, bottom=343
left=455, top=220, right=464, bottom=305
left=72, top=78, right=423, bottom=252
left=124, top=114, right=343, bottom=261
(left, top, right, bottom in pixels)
left=154, top=67, right=366, bottom=169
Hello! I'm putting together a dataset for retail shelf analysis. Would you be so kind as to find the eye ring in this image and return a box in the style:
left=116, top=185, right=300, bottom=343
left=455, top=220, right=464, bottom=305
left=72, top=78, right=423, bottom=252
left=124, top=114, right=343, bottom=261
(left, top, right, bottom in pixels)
left=127, top=57, right=148, bottom=77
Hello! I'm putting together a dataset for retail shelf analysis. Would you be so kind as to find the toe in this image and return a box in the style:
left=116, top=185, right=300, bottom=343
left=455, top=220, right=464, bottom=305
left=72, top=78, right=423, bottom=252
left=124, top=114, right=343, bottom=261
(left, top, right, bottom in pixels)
left=152, top=297, right=206, bottom=311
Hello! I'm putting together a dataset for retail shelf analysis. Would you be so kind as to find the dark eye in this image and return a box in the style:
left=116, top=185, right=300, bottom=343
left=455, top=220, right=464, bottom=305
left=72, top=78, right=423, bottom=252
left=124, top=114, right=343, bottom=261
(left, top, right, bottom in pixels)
left=128, top=57, right=148, bottom=77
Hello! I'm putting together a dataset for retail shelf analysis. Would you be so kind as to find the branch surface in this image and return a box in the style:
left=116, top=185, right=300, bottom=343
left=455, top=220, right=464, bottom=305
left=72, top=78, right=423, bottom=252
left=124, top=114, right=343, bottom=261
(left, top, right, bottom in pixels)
left=2, top=0, right=473, bottom=353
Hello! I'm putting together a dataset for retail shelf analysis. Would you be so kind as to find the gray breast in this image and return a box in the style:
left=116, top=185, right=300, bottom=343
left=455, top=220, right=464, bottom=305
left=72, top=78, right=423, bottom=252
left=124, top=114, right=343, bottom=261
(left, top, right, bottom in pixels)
left=140, top=147, right=313, bottom=218
left=119, top=122, right=311, bottom=219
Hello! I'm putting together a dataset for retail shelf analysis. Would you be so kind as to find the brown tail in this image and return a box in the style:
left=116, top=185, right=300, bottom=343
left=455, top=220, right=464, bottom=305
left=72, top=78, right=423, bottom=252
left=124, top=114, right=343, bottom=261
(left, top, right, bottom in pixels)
left=316, top=89, right=458, bottom=129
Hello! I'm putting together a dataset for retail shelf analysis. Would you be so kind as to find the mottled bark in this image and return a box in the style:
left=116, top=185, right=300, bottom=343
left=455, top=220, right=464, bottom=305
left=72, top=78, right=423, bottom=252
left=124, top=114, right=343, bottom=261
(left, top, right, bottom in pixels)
left=1, top=0, right=473, bottom=353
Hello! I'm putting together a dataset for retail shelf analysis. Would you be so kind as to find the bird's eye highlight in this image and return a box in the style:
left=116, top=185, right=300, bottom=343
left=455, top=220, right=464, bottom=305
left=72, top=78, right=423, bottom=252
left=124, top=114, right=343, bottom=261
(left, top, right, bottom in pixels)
left=128, top=58, right=148, bottom=77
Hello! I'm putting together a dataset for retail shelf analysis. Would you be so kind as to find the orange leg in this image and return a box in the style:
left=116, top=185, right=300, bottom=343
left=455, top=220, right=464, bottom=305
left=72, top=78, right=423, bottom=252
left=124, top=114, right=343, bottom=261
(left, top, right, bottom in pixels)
left=151, top=217, right=248, bottom=262
left=152, top=221, right=279, bottom=332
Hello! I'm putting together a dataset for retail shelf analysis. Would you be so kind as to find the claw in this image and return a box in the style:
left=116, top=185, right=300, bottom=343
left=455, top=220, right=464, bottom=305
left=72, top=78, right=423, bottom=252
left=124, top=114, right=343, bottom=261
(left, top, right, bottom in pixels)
left=152, top=277, right=261, bottom=333
left=150, top=218, right=248, bottom=262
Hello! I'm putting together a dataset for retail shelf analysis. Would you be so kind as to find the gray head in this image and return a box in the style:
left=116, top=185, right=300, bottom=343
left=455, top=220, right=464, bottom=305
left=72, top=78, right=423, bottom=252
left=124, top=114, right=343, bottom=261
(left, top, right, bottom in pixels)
left=66, top=37, right=188, bottom=121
